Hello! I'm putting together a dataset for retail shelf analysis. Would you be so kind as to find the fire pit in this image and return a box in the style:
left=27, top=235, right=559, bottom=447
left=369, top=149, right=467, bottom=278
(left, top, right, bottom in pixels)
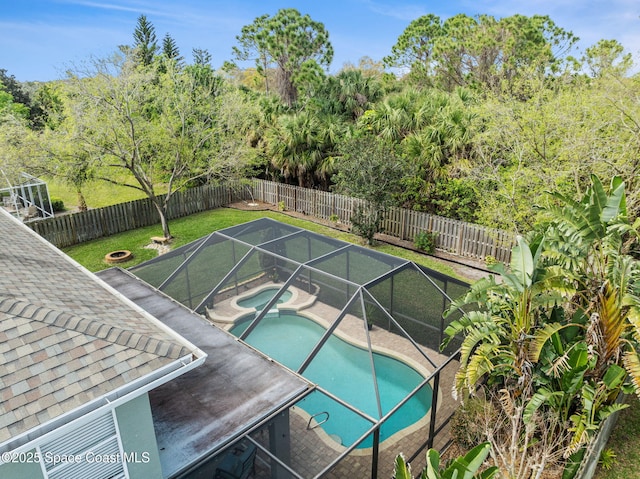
left=104, top=250, right=133, bottom=264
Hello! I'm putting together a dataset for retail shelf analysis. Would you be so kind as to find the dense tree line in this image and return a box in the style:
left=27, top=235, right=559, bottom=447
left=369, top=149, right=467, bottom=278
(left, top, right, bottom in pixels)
left=1, top=10, right=639, bottom=236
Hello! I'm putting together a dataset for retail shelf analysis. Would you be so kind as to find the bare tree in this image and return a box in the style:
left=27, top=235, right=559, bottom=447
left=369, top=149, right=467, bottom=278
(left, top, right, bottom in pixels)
left=60, top=54, right=220, bottom=237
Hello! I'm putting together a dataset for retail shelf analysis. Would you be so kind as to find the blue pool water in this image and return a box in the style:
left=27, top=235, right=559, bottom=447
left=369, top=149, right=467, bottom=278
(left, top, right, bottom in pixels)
left=230, top=313, right=432, bottom=448
left=237, top=287, right=293, bottom=311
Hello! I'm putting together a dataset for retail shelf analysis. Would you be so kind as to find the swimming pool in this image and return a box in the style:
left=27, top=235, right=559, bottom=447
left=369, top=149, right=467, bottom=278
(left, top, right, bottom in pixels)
left=236, top=286, right=293, bottom=311
left=230, top=313, right=432, bottom=448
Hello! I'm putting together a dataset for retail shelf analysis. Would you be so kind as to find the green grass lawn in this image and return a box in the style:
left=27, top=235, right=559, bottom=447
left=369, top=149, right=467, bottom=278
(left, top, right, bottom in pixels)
left=47, top=177, right=152, bottom=210
left=62, top=207, right=462, bottom=280
left=593, top=395, right=640, bottom=479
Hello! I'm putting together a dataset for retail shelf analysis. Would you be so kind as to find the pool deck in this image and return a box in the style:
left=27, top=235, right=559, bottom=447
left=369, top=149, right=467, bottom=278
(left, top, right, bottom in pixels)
left=208, top=282, right=460, bottom=478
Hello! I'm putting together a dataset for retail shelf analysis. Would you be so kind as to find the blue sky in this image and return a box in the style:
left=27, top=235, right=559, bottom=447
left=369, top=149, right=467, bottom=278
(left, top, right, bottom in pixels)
left=2, top=0, right=640, bottom=82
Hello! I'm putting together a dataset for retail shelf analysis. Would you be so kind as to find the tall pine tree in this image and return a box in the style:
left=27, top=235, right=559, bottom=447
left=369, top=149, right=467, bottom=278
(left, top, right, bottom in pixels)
left=192, top=48, right=212, bottom=66
left=162, top=33, right=183, bottom=64
left=133, top=14, right=158, bottom=66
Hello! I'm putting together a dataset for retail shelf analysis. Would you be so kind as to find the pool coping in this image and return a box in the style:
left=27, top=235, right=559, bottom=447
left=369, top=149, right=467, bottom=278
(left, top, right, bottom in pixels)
left=289, top=399, right=433, bottom=457
left=206, top=282, right=322, bottom=324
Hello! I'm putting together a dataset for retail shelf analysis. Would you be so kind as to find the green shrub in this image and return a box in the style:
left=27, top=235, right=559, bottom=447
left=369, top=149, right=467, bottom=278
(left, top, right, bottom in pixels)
left=484, top=255, right=498, bottom=267
left=329, top=213, right=339, bottom=223
left=278, top=201, right=285, bottom=211
left=394, top=442, right=497, bottom=479
left=50, top=198, right=65, bottom=212
left=414, top=230, right=437, bottom=253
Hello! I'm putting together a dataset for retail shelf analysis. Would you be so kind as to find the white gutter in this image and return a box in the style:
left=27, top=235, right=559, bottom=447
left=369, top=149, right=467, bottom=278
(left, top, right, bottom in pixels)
left=0, top=351, right=206, bottom=458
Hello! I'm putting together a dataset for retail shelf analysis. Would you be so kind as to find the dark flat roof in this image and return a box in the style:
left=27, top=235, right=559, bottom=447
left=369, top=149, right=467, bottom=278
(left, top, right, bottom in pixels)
left=97, top=268, right=312, bottom=478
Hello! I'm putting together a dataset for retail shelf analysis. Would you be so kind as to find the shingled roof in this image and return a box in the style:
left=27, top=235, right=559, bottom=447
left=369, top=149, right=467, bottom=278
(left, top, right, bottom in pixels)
left=0, top=210, right=204, bottom=449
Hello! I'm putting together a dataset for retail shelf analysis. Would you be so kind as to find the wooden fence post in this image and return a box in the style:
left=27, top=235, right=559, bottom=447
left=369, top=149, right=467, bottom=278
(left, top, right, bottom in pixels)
left=456, top=222, right=466, bottom=256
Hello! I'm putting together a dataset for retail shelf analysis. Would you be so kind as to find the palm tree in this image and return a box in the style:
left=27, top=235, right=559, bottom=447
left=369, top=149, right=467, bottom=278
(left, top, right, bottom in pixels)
left=266, top=111, right=346, bottom=188
left=359, top=88, right=476, bottom=209
left=327, top=69, right=384, bottom=120
left=358, top=89, right=422, bottom=142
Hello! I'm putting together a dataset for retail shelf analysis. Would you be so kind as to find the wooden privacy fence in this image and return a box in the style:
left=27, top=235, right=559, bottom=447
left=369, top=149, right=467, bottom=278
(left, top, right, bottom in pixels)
left=383, top=206, right=515, bottom=263
left=253, top=179, right=355, bottom=223
left=26, top=179, right=514, bottom=263
left=27, top=184, right=245, bottom=248
left=250, top=180, right=515, bottom=263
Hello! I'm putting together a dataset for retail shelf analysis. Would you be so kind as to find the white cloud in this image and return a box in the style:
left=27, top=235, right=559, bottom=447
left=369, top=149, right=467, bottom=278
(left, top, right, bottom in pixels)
left=357, top=0, right=431, bottom=21
left=58, top=0, right=167, bottom=16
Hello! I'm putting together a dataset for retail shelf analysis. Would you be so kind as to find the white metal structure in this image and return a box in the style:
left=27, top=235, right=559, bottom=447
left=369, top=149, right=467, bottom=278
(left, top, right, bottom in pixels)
left=1, top=171, right=54, bottom=221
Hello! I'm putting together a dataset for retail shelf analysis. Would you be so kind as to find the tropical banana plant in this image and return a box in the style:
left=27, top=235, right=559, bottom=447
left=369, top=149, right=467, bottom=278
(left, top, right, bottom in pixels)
left=565, top=364, right=629, bottom=454
left=443, top=175, right=640, bottom=474
left=523, top=344, right=630, bottom=455
left=394, top=442, right=498, bottom=479
left=542, top=175, right=640, bottom=394
left=442, top=234, right=572, bottom=397
left=524, top=343, right=594, bottom=425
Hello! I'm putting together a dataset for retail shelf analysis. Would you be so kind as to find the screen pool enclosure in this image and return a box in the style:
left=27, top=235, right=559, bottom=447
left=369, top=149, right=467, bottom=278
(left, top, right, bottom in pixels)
left=0, top=171, right=54, bottom=221
left=128, top=218, right=468, bottom=478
